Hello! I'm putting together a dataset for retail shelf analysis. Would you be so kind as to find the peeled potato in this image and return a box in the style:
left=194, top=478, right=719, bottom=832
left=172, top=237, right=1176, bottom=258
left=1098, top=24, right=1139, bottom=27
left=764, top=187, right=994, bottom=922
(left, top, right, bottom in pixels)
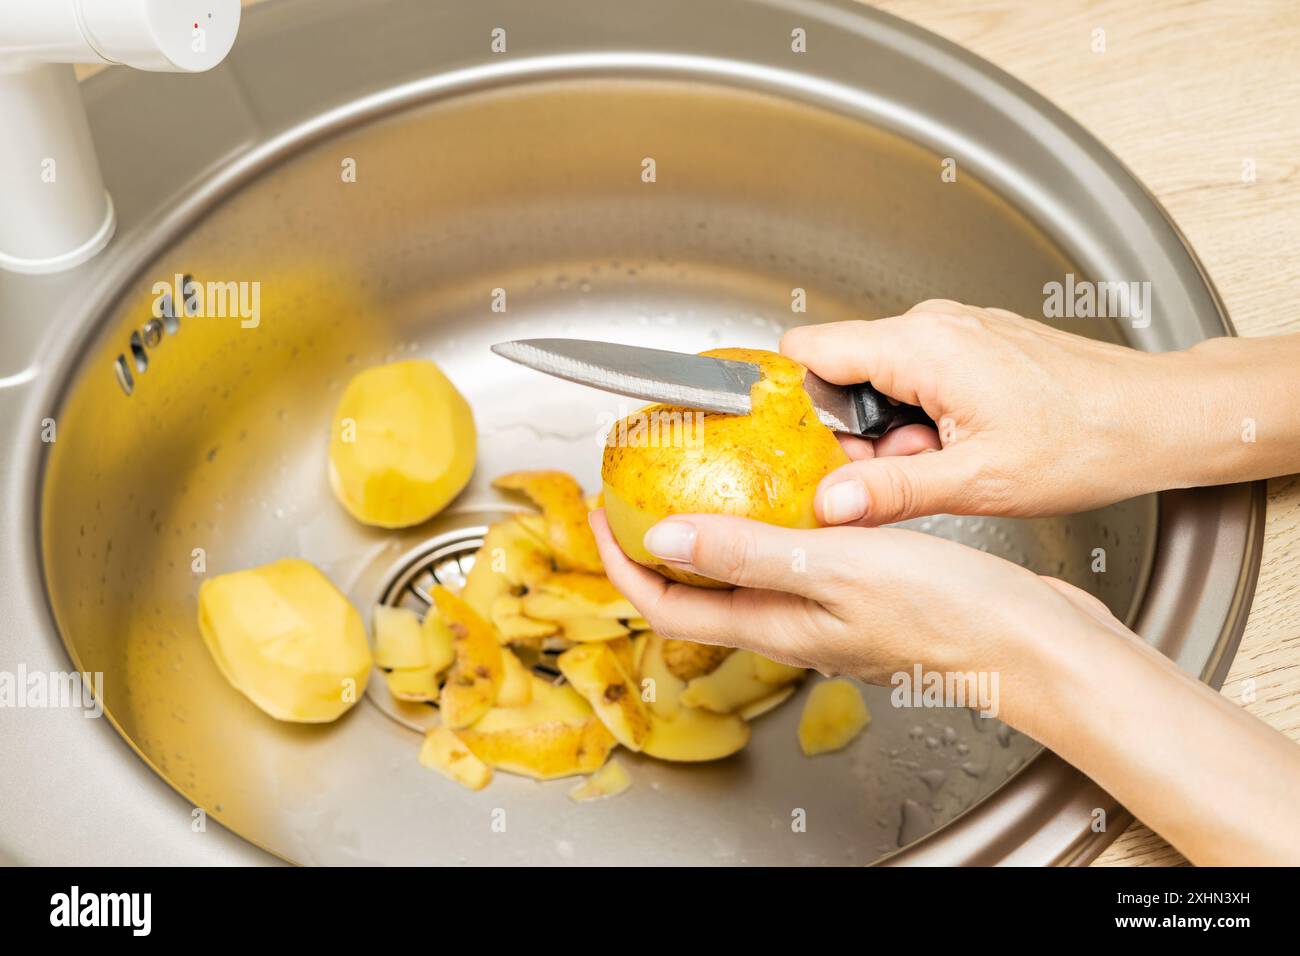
left=798, top=678, right=871, bottom=755
left=432, top=587, right=504, bottom=728
left=198, top=558, right=372, bottom=722
left=329, top=359, right=476, bottom=528
left=568, top=760, right=631, bottom=802
left=558, top=643, right=651, bottom=751
left=494, top=471, right=603, bottom=573
left=420, top=726, right=492, bottom=791
left=601, top=349, right=849, bottom=586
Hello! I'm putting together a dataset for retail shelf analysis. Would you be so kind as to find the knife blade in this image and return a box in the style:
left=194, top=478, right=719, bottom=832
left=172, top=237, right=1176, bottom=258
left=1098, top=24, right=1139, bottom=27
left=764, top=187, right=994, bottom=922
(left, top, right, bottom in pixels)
left=490, top=338, right=935, bottom=439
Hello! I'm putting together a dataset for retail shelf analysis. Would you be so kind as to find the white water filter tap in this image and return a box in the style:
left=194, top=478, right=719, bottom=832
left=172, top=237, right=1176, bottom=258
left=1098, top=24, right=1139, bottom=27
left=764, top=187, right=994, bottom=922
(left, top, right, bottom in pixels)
left=0, top=0, right=240, bottom=274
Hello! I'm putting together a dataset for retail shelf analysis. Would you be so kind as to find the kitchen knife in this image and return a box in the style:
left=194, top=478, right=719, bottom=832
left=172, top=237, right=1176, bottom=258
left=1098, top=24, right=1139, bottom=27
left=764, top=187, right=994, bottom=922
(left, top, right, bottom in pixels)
left=490, top=338, right=936, bottom=439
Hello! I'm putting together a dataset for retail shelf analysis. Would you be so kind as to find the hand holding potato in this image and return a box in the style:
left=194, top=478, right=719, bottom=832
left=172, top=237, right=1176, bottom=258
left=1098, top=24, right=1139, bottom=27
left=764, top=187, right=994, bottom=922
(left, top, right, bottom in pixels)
left=589, top=509, right=1099, bottom=695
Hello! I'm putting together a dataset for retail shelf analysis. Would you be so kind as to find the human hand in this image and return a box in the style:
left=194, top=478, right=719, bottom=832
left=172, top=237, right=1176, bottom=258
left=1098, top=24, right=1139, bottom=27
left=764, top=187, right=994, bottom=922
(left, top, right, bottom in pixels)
left=782, top=300, right=1182, bottom=527
left=591, top=508, right=1300, bottom=866
left=588, top=508, right=1114, bottom=707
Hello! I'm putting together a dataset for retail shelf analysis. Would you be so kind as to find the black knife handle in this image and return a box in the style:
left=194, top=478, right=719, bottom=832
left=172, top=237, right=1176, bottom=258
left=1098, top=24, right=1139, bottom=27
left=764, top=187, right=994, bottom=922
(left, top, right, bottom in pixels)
left=851, top=382, right=937, bottom=439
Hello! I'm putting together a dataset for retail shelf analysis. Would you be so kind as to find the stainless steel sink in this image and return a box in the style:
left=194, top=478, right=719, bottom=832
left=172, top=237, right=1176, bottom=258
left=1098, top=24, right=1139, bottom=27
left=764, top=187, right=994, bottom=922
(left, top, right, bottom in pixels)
left=0, top=0, right=1262, bottom=865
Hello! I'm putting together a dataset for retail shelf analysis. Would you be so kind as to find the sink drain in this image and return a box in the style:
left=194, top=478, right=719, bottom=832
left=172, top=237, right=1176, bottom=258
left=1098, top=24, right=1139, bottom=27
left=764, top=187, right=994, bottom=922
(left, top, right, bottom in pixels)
left=366, top=511, right=564, bottom=733
left=367, top=524, right=487, bottom=733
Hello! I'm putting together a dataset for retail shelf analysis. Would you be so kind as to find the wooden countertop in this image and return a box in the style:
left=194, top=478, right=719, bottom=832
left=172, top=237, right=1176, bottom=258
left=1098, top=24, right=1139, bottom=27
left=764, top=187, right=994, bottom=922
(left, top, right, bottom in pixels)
left=226, top=0, right=1298, bottom=866
left=870, top=0, right=1300, bottom=868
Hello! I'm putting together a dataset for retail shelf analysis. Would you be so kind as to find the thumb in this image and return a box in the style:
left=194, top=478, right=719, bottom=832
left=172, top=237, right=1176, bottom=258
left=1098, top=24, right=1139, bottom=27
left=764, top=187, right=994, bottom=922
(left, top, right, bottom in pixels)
left=642, top=514, right=833, bottom=596
left=815, top=448, right=975, bottom=526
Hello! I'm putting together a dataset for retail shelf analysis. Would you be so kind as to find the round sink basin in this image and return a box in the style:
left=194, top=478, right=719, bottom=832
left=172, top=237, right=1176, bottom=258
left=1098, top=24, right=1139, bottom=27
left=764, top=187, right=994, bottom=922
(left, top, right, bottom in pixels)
left=9, top=0, right=1261, bottom=865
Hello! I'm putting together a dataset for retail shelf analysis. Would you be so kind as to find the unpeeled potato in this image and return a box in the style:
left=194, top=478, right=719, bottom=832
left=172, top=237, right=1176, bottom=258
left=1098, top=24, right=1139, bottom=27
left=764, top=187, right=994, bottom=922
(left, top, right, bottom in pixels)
left=198, top=558, right=371, bottom=722
left=601, top=349, right=849, bottom=586
left=329, top=360, right=476, bottom=528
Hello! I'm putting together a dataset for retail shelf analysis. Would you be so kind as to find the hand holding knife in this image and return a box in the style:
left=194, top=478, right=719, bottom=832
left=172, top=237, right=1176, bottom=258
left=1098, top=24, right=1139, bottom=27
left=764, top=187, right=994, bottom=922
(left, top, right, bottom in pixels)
left=490, top=338, right=935, bottom=439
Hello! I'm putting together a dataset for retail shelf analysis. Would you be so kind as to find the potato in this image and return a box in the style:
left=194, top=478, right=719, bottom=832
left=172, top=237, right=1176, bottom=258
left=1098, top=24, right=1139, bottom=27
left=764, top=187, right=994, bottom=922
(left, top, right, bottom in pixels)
left=462, top=518, right=553, bottom=621
left=419, top=726, right=492, bottom=791
left=680, top=649, right=802, bottom=714
left=496, top=648, right=534, bottom=707
left=493, top=470, right=603, bottom=573
left=662, top=639, right=732, bottom=682
left=601, top=349, right=849, bottom=586
left=328, top=360, right=476, bottom=528
left=558, top=643, right=651, bottom=751
left=627, top=617, right=651, bottom=631
left=432, top=587, right=504, bottom=728
left=421, top=610, right=457, bottom=674
left=798, top=678, right=871, bottom=755
left=385, top=667, right=440, bottom=703
left=738, top=685, right=796, bottom=721
left=642, top=709, right=750, bottom=762
left=198, top=558, right=371, bottom=722
left=637, top=632, right=687, bottom=719
left=568, top=760, right=631, bottom=802
left=372, top=605, right=427, bottom=669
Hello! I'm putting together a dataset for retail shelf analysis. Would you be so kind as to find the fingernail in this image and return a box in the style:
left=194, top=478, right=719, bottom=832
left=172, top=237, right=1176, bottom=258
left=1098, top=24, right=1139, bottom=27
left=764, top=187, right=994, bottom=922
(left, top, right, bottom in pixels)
left=644, top=520, right=697, bottom=563
left=822, top=481, right=868, bottom=524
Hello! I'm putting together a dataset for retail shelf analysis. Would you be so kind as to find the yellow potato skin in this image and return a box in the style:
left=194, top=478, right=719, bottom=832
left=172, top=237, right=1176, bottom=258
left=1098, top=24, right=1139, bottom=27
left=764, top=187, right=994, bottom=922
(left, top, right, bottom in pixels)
left=197, top=558, right=372, bottom=722
left=329, top=360, right=476, bottom=529
left=432, top=587, right=504, bottom=729
left=601, top=348, right=849, bottom=586
left=798, top=678, right=871, bottom=755
left=420, top=726, right=492, bottom=791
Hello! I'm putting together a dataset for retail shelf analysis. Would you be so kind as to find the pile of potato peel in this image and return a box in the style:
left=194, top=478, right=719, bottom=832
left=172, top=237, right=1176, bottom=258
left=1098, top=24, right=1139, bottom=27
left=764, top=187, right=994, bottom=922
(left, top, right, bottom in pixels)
left=377, top=468, right=822, bottom=796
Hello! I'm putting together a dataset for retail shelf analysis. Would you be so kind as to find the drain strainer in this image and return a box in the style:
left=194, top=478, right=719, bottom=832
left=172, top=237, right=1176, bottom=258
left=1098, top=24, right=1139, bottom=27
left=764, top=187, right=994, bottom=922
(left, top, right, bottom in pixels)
left=365, top=510, right=565, bottom=733
left=366, top=524, right=487, bottom=733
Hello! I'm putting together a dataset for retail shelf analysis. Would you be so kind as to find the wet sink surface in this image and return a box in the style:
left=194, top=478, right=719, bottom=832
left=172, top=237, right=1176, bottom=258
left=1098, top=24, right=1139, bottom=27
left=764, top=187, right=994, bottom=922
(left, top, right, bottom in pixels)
left=39, top=78, right=1155, bottom=865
